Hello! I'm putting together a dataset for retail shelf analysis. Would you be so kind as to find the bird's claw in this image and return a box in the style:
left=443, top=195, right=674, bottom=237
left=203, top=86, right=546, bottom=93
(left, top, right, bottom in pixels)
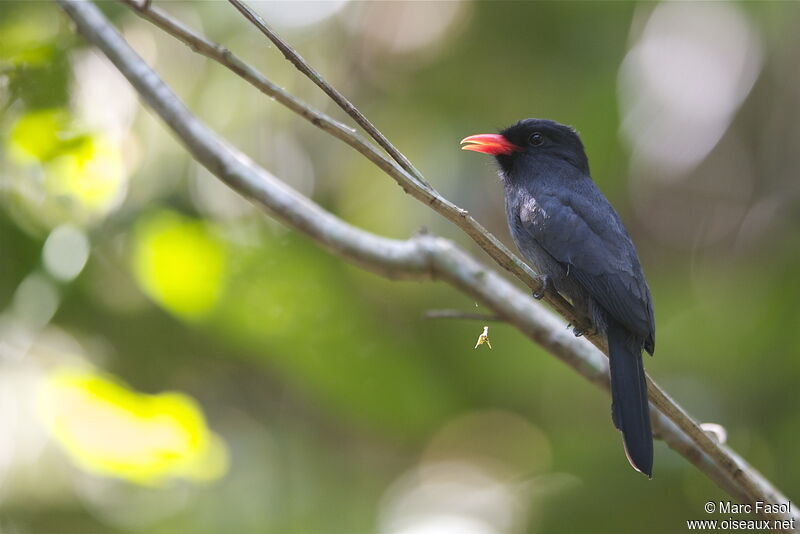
left=532, top=275, right=549, bottom=300
left=567, top=322, right=589, bottom=337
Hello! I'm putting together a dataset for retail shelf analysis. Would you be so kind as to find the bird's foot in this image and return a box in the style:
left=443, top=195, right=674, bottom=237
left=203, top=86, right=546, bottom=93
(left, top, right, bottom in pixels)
left=531, top=275, right=550, bottom=300
left=566, top=321, right=593, bottom=338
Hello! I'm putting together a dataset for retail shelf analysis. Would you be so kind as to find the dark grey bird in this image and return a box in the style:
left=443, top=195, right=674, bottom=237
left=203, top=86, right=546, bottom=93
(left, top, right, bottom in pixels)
left=461, top=118, right=655, bottom=477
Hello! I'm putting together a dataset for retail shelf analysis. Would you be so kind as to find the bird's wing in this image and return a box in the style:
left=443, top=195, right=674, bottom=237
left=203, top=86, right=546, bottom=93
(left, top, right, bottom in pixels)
left=520, top=189, right=654, bottom=346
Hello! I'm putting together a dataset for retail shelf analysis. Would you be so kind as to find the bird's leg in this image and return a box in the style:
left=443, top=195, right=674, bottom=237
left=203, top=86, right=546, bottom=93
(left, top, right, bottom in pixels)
left=571, top=316, right=601, bottom=337
left=531, top=275, right=550, bottom=300
left=568, top=294, right=598, bottom=338
left=564, top=322, right=587, bottom=337
left=569, top=320, right=600, bottom=338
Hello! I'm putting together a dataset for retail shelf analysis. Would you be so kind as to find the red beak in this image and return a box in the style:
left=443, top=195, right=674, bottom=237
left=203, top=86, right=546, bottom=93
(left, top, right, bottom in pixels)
left=460, top=134, right=520, bottom=156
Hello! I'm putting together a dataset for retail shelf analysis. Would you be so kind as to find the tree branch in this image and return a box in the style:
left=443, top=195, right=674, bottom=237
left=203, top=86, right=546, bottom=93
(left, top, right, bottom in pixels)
left=221, top=5, right=799, bottom=522
left=58, top=1, right=796, bottom=529
left=423, top=309, right=504, bottom=322
left=117, top=0, right=582, bottom=332
left=226, top=0, right=429, bottom=190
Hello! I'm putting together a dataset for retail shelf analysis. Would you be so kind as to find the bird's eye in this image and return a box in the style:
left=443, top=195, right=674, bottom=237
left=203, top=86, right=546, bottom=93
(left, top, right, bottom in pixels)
left=529, top=132, right=544, bottom=146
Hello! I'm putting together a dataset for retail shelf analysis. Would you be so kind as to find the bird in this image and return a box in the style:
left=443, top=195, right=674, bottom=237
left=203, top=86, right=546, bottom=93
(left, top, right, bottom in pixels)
left=461, top=118, right=656, bottom=477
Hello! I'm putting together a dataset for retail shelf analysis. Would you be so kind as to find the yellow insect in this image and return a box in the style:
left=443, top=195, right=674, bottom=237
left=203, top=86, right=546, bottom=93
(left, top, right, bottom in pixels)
left=474, top=325, right=492, bottom=349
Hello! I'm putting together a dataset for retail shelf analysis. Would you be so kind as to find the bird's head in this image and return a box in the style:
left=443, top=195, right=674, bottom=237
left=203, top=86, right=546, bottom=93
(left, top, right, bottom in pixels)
left=461, top=118, right=589, bottom=177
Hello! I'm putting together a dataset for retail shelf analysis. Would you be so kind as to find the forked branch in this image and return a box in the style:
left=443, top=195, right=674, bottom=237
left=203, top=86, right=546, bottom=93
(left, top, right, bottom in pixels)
left=58, top=1, right=796, bottom=530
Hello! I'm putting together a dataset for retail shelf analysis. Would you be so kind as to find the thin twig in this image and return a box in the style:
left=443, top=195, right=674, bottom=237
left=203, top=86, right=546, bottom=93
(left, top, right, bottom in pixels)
left=227, top=0, right=430, bottom=190
left=60, top=1, right=797, bottom=530
left=213, top=4, right=795, bottom=517
left=117, top=0, right=580, bottom=333
left=114, top=0, right=794, bottom=520
left=423, top=309, right=504, bottom=322
left=117, top=0, right=577, bottom=331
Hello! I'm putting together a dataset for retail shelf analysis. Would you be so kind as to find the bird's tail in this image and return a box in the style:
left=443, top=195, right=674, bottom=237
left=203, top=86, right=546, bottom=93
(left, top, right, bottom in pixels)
left=607, top=318, right=653, bottom=477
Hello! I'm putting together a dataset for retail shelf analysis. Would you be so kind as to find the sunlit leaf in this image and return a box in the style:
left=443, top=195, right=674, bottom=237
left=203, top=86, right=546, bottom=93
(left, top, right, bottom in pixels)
left=4, top=109, right=127, bottom=227
left=8, top=109, right=73, bottom=164
left=46, top=135, right=125, bottom=213
left=132, top=211, right=227, bottom=320
left=38, top=368, right=229, bottom=486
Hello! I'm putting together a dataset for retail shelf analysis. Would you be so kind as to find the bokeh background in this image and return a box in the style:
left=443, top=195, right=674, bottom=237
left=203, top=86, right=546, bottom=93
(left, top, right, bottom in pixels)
left=1, top=1, right=799, bottom=533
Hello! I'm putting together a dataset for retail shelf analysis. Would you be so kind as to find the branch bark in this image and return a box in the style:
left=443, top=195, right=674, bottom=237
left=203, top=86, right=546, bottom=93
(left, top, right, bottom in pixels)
left=423, top=310, right=504, bottom=322
left=57, top=1, right=797, bottom=530
left=226, top=0, right=429, bottom=190
left=117, top=0, right=581, bottom=330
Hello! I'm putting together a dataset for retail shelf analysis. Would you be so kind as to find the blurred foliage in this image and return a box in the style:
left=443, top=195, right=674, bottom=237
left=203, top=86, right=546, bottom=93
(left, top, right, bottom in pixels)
left=4, top=105, right=124, bottom=232
left=39, top=368, right=228, bottom=486
left=132, top=211, right=227, bottom=320
left=1, top=1, right=799, bottom=534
